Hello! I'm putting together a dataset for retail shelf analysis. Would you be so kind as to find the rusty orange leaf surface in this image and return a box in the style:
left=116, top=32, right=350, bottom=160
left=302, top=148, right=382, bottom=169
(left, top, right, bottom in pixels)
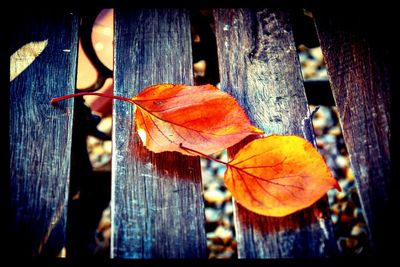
left=224, top=135, right=341, bottom=217
left=133, top=84, right=264, bottom=155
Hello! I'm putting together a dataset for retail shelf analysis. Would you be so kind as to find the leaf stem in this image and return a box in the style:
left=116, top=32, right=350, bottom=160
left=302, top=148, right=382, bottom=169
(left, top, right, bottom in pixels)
left=179, top=143, right=231, bottom=167
left=50, top=92, right=137, bottom=105
left=50, top=92, right=196, bottom=134
left=51, top=92, right=232, bottom=171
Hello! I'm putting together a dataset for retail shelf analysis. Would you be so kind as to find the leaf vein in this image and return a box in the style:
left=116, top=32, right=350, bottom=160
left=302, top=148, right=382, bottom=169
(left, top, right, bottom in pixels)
left=148, top=114, right=180, bottom=146
left=138, top=110, right=162, bottom=147
left=235, top=168, right=277, bottom=207
left=232, top=167, right=266, bottom=207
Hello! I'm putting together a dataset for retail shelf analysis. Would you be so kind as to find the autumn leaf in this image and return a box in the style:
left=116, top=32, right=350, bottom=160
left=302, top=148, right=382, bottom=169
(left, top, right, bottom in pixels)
left=51, top=84, right=263, bottom=155
left=223, top=135, right=341, bottom=217
left=133, top=84, right=264, bottom=155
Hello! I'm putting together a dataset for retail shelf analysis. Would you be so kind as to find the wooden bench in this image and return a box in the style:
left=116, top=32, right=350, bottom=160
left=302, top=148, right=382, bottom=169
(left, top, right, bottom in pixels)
left=8, top=7, right=392, bottom=258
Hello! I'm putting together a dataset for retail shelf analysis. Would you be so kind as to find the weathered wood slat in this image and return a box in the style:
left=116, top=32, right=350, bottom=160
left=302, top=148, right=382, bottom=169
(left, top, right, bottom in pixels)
left=9, top=9, right=79, bottom=256
left=214, top=8, right=338, bottom=258
left=313, top=8, right=392, bottom=256
left=112, top=8, right=207, bottom=258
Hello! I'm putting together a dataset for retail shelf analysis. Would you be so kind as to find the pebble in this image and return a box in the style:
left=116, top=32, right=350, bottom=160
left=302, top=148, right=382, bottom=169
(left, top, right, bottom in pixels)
left=103, top=140, right=112, bottom=154
left=336, top=191, right=346, bottom=200
left=331, top=213, right=338, bottom=224
left=204, top=188, right=227, bottom=206
left=303, top=59, right=319, bottom=68
left=346, top=168, right=355, bottom=181
left=220, top=217, right=230, bottom=228
left=87, top=135, right=101, bottom=146
left=201, top=169, right=216, bottom=186
left=206, top=231, right=218, bottom=241
left=92, top=145, right=104, bottom=155
left=215, top=226, right=233, bottom=244
left=200, top=158, right=208, bottom=169
left=92, top=154, right=111, bottom=169
left=193, top=60, right=206, bottom=77
left=205, top=207, right=221, bottom=223
left=329, top=125, right=342, bottom=136
left=224, top=201, right=234, bottom=215
left=217, top=248, right=236, bottom=259
left=206, top=181, right=221, bottom=191
left=302, top=66, right=317, bottom=79
left=97, top=115, right=112, bottom=134
left=335, top=155, right=349, bottom=168
left=351, top=223, right=367, bottom=236
left=309, top=47, right=324, bottom=63
left=210, top=159, right=224, bottom=171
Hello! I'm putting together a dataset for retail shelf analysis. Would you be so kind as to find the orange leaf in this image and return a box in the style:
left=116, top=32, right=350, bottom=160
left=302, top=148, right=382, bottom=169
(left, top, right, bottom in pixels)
left=133, top=84, right=263, bottom=155
left=224, top=135, right=341, bottom=217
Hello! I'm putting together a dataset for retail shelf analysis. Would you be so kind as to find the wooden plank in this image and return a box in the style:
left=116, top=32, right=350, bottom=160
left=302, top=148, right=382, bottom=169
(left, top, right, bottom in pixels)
left=214, top=8, right=338, bottom=258
left=313, top=7, right=392, bottom=256
left=9, top=9, right=79, bottom=256
left=112, top=8, right=207, bottom=258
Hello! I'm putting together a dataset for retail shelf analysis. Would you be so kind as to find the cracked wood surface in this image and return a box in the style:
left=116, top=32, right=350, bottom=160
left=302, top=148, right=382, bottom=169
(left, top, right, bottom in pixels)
left=214, top=8, right=338, bottom=258
left=112, top=8, right=207, bottom=258
left=313, top=7, right=393, bottom=257
left=9, top=9, right=78, bottom=256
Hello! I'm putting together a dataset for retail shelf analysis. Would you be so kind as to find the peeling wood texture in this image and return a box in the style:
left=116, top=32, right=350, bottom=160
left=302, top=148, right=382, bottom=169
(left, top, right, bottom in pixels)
left=9, top=9, right=78, bottom=256
left=313, top=7, right=392, bottom=257
left=112, top=8, right=207, bottom=258
left=214, top=8, right=338, bottom=258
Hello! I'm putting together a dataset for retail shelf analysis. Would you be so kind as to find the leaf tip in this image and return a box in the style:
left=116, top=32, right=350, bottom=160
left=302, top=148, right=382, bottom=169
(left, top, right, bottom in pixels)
left=333, top=180, right=342, bottom=192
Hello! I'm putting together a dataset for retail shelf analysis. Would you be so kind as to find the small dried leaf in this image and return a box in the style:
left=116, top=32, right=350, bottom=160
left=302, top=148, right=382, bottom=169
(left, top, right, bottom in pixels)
left=10, top=39, right=48, bottom=82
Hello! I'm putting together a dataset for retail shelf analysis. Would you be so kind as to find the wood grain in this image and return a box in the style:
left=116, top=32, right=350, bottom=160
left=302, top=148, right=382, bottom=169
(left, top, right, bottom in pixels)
left=112, top=8, right=207, bottom=258
left=214, top=8, right=338, bottom=258
left=9, top=9, right=78, bottom=256
left=313, top=7, right=392, bottom=256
